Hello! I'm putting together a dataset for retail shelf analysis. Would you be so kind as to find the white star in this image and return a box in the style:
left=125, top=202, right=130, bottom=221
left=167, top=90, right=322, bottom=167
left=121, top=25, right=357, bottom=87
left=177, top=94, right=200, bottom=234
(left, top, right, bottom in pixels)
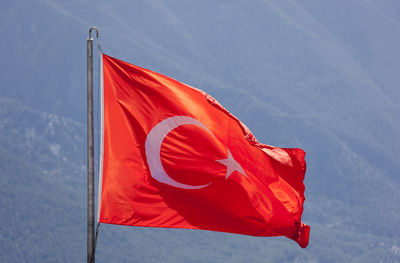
left=216, top=149, right=247, bottom=179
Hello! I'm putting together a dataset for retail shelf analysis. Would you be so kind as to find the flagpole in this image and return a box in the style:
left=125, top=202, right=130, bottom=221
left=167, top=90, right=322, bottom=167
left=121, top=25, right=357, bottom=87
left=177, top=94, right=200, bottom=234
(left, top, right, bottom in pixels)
left=87, top=27, right=98, bottom=263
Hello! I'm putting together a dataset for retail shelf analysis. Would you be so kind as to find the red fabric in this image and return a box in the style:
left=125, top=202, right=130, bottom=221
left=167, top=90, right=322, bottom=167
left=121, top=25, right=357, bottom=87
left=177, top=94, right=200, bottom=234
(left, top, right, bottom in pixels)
left=99, top=54, right=310, bottom=248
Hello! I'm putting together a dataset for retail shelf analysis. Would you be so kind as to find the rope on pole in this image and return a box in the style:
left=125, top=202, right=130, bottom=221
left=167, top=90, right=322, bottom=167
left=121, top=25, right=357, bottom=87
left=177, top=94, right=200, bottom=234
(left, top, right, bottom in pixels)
left=89, top=223, right=101, bottom=263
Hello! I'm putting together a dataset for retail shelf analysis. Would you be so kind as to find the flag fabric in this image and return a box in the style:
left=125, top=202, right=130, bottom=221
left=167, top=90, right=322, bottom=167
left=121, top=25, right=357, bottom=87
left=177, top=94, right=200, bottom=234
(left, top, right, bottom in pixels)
left=98, top=54, right=310, bottom=248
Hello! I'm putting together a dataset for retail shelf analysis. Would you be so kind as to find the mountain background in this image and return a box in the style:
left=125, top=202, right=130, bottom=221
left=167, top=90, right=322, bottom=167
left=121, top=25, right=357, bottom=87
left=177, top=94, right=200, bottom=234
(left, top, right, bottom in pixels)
left=1, top=0, right=400, bottom=262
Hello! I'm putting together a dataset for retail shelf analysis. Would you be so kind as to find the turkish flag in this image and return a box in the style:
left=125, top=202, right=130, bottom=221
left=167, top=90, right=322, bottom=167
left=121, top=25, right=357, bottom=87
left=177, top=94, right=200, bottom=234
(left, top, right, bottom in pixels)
left=98, top=54, right=310, bottom=248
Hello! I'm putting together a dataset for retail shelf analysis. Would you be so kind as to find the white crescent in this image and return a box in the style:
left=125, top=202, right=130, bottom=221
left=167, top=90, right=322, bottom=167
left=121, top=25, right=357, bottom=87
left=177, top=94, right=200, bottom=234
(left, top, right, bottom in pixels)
left=145, top=116, right=213, bottom=189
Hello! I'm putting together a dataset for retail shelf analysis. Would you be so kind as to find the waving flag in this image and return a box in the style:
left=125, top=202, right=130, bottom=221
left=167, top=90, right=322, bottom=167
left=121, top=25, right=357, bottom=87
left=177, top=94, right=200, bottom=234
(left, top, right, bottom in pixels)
left=98, top=54, right=310, bottom=248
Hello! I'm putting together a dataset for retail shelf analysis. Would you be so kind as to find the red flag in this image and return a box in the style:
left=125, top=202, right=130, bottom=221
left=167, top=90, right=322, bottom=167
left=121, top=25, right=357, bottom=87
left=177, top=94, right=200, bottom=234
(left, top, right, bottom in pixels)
left=98, top=54, right=310, bottom=248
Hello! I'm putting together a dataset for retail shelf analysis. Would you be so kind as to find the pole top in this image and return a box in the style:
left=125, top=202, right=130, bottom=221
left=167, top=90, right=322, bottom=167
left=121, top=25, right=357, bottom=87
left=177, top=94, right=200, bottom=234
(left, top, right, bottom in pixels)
left=89, top=27, right=99, bottom=39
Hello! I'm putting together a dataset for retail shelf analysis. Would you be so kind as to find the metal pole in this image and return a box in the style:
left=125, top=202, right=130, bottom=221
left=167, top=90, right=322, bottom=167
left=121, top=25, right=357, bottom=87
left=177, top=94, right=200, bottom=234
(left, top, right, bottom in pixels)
left=87, top=27, right=98, bottom=263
